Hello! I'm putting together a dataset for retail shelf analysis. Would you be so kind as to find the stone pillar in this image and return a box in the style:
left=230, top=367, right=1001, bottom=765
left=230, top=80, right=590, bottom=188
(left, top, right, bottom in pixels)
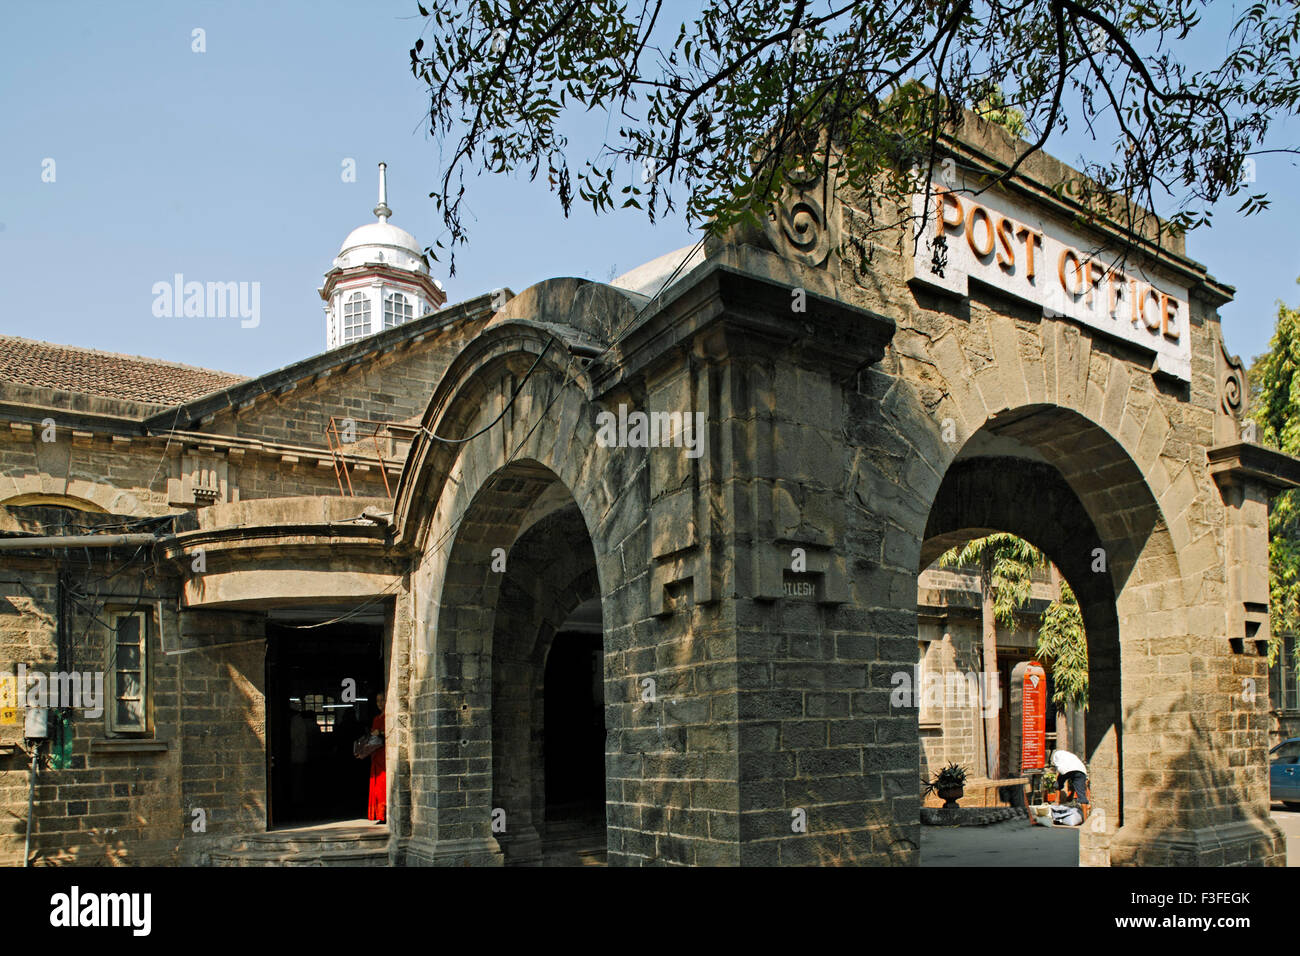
left=679, top=268, right=901, bottom=865
left=405, top=539, right=504, bottom=867
left=605, top=250, right=899, bottom=865
left=1105, top=441, right=1299, bottom=866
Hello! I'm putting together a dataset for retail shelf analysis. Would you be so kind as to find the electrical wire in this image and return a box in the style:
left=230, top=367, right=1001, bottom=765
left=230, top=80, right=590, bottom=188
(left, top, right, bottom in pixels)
left=417, top=232, right=706, bottom=448
left=410, top=233, right=710, bottom=566
left=32, top=240, right=710, bottom=653
left=419, top=339, right=552, bottom=444
left=275, top=576, right=404, bottom=630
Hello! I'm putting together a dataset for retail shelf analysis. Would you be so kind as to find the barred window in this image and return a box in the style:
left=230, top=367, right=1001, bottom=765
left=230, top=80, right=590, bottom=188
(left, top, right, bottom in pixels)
left=109, top=610, right=148, bottom=734
left=383, top=292, right=412, bottom=329
left=1271, top=636, right=1299, bottom=712
left=300, top=694, right=336, bottom=733
left=342, top=292, right=371, bottom=343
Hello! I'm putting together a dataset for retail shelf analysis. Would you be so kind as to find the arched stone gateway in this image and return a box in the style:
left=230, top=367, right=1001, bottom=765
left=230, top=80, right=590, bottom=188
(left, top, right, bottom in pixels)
left=917, top=408, right=1179, bottom=866
left=390, top=286, right=650, bottom=865
left=388, top=123, right=1300, bottom=866
left=489, top=505, right=602, bottom=865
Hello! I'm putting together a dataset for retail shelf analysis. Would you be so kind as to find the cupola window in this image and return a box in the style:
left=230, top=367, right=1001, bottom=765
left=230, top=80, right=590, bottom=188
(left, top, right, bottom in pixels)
left=342, top=291, right=371, bottom=344
left=384, top=292, right=413, bottom=329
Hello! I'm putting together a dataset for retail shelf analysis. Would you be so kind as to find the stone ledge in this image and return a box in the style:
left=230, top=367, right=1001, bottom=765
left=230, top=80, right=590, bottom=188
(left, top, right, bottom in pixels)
left=1108, top=818, right=1284, bottom=867
left=921, top=806, right=1022, bottom=827
left=90, top=738, right=170, bottom=754
left=399, top=835, right=504, bottom=867
left=1209, top=441, right=1300, bottom=493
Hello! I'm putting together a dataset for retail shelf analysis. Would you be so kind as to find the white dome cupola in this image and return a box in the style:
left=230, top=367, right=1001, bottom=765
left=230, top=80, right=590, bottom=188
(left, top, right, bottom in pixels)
left=320, top=163, right=446, bottom=349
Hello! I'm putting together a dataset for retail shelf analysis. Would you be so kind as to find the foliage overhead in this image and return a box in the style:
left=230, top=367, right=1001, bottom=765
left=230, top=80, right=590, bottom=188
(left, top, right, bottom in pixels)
left=938, top=533, right=1089, bottom=709
left=938, top=532, right=1045, bottom=629
left=1036, top=579, right=1089, bottom=710
left=410, top=0, right=1300, bottom=272
left=1249, top=280, right=1300, bottom=665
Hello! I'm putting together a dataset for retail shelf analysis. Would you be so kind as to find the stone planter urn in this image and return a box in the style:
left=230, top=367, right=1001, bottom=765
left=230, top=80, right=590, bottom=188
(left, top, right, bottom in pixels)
left=937, top=785, right=963, bottom=809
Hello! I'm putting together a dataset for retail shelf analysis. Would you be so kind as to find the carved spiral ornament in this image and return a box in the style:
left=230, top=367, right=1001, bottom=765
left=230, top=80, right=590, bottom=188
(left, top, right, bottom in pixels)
left=764, top=174, right=837, bottom=268
left=784, top=198, right=827, bottom=255
left=1222, top=370, right=1244, bottom=417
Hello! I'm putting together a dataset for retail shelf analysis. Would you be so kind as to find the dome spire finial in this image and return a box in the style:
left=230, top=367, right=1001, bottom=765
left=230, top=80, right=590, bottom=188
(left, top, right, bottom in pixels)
left=374, top=162, right=392, bottom=222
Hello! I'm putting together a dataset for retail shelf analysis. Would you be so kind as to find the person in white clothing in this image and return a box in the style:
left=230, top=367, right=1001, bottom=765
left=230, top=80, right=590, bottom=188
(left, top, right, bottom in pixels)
left=1050, top=749, right=1090, bottom=812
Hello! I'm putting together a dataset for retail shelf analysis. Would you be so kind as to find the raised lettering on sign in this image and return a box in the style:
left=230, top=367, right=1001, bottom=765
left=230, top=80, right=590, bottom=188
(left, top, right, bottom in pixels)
left=911, top=176, right=1192, bottom=382
left=783, top=579, right=816, bottom=599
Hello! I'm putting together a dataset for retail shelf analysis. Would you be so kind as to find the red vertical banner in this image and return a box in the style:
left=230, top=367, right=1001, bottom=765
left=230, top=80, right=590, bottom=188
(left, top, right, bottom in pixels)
left=1022, top=661, right=1047, bottom=773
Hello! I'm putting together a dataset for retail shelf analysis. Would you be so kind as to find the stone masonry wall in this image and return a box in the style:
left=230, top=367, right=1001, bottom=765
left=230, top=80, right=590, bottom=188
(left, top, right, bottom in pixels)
left=0, top=309, right=498, bottom=864
left=175, top=610, right=267, bottom=865
left=0, top=553, right=185, bottom=865
left=204, top=314, right=491, bottom=447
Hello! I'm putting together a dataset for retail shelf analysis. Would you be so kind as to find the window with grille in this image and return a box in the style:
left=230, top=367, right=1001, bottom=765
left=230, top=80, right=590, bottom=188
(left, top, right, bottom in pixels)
left=383, top=292, right=412, bottom=329
left=1271, top=636, right=1299, bottom=712
left=342, top=292, right=371, bottom=343
left=300, top=694, right=336, bottom=732
left=108, top=610, right=148, bottom=734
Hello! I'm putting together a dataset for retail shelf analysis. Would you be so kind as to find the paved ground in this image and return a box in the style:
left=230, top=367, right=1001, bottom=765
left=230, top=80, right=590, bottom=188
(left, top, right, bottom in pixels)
left=920, top=816, right=1078, bottom=866
left=1271, top=803, right=1299, bottom=867
left=920, top=805, right=1300, bottom=866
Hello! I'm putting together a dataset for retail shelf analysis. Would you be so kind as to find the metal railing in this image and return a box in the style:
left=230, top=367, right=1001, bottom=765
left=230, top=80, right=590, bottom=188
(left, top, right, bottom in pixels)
left=324, top=417, right=418, bottom=498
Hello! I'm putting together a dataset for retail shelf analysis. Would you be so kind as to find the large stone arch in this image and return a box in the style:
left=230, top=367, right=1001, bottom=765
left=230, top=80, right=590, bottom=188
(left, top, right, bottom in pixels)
left=394, top=291, right=652, bottom=866
left=850, top=279, right=1280, bottom=864
left=869, top=308, right=1202, bottom=588
left=384, top=223, right=1285, bottom=865
left=919, top=445, right=1150, bottom=864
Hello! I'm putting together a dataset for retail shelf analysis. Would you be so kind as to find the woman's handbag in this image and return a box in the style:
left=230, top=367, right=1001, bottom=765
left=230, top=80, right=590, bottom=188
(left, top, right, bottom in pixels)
left=353, top=732, right=383, bottom=758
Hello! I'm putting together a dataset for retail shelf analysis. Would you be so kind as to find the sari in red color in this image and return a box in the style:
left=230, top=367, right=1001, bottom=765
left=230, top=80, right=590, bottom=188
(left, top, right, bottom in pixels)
left=367, top=711, right=386, bottom=823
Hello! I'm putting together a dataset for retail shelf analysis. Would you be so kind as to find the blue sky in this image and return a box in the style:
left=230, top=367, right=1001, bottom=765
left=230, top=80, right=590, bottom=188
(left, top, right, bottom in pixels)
left=1, top=1, right=1296, bottom=377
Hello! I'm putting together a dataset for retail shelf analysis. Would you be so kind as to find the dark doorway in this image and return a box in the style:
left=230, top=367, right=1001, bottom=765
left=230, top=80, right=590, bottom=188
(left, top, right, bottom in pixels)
left=543, top=630, right=604, bottom=823
left=266, top=621, right=383, bottom=828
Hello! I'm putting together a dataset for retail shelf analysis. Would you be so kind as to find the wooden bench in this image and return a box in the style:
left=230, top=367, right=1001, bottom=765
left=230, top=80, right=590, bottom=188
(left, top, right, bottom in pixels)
left=921, top=776, right=1031, bottom=808
left=963, top=776, right=1030, bottom=807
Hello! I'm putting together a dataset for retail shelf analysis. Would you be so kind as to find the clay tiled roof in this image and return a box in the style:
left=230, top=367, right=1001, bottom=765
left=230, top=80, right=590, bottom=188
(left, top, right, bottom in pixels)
left=0, top=336, right=246, bottom=406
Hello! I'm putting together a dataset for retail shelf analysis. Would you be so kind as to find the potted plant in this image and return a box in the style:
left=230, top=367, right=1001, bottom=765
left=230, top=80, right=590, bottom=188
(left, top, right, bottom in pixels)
left=1042, top=768, right=1058, bottom=803
left=924, top=762, right=969, bottom=809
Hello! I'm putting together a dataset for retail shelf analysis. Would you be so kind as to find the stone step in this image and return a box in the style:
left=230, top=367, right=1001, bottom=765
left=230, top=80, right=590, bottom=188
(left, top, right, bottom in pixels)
left=541, top=845, right=607, bottom=867
left=541, top=818, right=607, bottom=866
left=210, top=845, right=388, bottom=867
left=210, top=820, right=389, bottom=866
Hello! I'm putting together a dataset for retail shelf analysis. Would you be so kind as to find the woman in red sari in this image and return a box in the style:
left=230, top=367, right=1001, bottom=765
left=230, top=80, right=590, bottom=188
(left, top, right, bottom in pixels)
left=366, top=691, right=386, bottom=824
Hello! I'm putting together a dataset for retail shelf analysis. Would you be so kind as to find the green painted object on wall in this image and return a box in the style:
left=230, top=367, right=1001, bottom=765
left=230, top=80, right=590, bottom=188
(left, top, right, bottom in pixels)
left=49, top=710, right=72, bottom=770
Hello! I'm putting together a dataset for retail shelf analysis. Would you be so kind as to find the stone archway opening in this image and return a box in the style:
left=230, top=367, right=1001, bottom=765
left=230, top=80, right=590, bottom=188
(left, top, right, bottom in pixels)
left=488, top=502, right=605, bottom=868
left=915, top=404, right=1176, bottom=865
left=915, top=539, right=1089, bottom=867
left=915, top=548, right=1084, bottom=778
left=540, top=597, right=606, bottom=864
left=417, top=458, right=608, bottom=867
left=488, top=499, right=604, bottom=867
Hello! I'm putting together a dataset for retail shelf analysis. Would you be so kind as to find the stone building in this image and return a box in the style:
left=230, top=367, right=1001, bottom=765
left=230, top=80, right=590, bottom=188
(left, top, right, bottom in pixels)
left=2, top=121, right=1298, bottom=867
left=1271, top=636, right=1300, bottom=744
left=914, top=563, right=1086, bottom=792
